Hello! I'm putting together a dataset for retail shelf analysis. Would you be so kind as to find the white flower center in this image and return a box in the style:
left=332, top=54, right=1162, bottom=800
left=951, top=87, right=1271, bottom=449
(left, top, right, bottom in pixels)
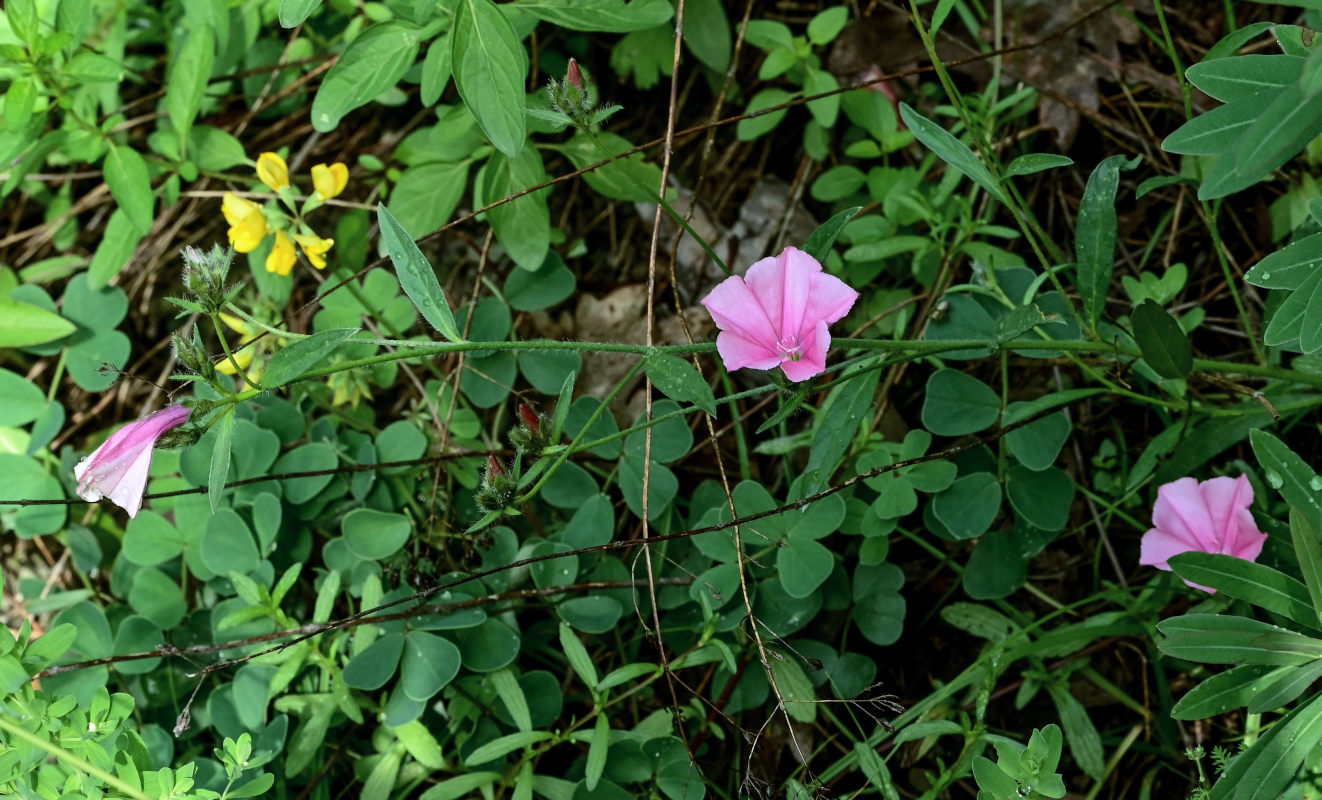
left=776, top=335, right=802, bottom=361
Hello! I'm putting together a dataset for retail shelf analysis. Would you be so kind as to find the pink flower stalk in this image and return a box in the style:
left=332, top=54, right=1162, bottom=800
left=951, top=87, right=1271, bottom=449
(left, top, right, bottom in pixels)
left=700, top=246, right=858, bottom=382
left=74, top=405, right=190, bottom=519
left=1139, top=474, right=1268, bottom=593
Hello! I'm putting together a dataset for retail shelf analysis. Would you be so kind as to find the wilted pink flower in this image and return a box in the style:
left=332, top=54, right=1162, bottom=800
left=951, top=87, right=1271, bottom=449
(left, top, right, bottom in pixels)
left=1139, top=474, right=1267, bottom=593
left=700, top=246, right=858, bottom=382
left=74, top=405, right=190, bottom=519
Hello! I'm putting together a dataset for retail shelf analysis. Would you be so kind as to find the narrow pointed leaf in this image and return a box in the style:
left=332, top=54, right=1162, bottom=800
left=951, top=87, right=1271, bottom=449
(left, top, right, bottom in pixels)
left=378, top=203, right=463, bottom=343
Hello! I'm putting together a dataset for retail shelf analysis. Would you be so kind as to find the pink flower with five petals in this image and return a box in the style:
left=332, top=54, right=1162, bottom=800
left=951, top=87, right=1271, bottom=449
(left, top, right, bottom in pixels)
left=74, top=405, right=191, bottom=519
left=1139, top=474, right=1268, bottom=593
left=700, top=246, right=858, bottom=382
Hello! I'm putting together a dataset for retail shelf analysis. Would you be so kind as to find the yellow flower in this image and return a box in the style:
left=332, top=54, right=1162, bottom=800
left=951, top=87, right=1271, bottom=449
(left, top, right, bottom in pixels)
left=292, top=233, right=334, bottom=270
left=222, top=193, right=269, bottom=253
left=310, top=162, right=348, bottom=200
left=215, top=312, right=260, bottom=379
left=266, top=230, right=297, bottom=275
left=256, top=152, right=289, bottom=191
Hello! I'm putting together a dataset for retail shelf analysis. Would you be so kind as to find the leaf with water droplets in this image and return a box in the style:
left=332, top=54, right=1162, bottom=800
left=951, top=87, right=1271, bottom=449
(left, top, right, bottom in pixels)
left=1252, top=430, right=1322, bottom=533
left=378, top=203, right=464, bottom=343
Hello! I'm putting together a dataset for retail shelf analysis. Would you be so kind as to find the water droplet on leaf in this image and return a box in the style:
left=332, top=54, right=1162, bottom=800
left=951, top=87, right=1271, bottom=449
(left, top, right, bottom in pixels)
left=1266, top=470, right=1284, bottom=489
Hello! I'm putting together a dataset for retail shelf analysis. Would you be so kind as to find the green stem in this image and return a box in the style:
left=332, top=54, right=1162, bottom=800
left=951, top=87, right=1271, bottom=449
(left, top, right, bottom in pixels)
left=210, top=313, right=258, bottom=389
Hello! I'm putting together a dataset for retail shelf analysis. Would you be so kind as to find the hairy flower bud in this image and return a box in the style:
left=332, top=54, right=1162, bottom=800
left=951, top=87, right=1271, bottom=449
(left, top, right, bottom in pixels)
left=475, top=454, right=517, bottom=514
left=181, top=244, right=236, bottom=314
left=509, top=404, right=550, bottom=454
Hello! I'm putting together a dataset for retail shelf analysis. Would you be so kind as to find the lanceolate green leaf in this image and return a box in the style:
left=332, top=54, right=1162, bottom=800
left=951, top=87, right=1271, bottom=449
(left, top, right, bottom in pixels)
left=165, top=26, right=214, bottom=150
left=898, top=102, right=1008, bottom=205
left=796, top=368, right=879, bottom=499
left=208, top=408, right=235, bottom=514
left=1262, top=266, right=1322, bottom=348
left=0, top=296, right=74, bottom=347
left=1161, top=91, right=1274, bottom=155
left=1251, top=430, right=1322, bottom=532
left=801, top=206, right=861, bottom=262
left=645, top=352, right=716, bottom=416
left=378, top=203, right=463, bottom=343
left=484, top=144, right=551, bottom=270
left=1235, top=81, right=1322, bottom=180
left=261, top=328, right=361, bottom=389
left=1185, top=54, right=1303, bottom=102
left=452, top=0, right=528, bottom=157
left=1245, top=231, right=1322, bottom=289
left=103, top=146, right=154, bottom=235
left=311, top=22, right=421, bottom=132
left=1247, top=658, right=1322, bottom=713
left=1171, top=664, right=1284, bottom=720
left=1210, top=692, right=1322, bottom=800
left=514, top=0, right=673, bottom=32
left=1168, top=552, right=1319, bottom=632
left=1291, top=509, right=1322, bottom=630
left=1157, top=614, right=1317, bottom=666
left=1075, top=154, right=1135, bottom=330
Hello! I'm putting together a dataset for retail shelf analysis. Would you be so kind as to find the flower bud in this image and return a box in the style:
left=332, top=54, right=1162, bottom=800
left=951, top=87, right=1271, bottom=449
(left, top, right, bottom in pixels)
left=475, top=454, right=517, bottom=514
left=181, top=244, right=235, bottom=314
left=566, top=58, right=583, bottom=91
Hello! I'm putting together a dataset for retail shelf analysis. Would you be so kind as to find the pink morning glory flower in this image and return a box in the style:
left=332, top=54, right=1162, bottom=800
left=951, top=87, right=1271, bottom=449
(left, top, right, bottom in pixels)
left=74, top=404, right=191, bottom=519
left=1139, top=474, right=1268, bottom=593
left=700, top=246, right=859, bottom=382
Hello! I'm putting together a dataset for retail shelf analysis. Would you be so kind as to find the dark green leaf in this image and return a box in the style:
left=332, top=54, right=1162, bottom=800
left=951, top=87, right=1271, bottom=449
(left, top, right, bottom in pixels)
left=645, top=352, right=716, bottom=416
left=514, top=0, right=672, bottom=32
left=1132, top=299, right=1192, bottom=379
left=104, top=146, right=154, bottom=235
left=452, top=0, right=527, bottom=157
left=921, top=369, right=1000, bottom=436
left=898, top=102, right=1008, bottom=204
left=1076, top=154, right=1136, bottom=329
left=208, top=408, right=235, bottom=513
left=342, top=633, right=405, bottom=690
left=312, top=22, right=421, bottom=132
left=801, top=206, right=861, bottom=262
left=379, top=203, right=463, bottom=342
left=1169, top=552, right=1319, bottom=632
left=1185, top=55, right=1303, bottom=102
left=1171, top=664, right=1282, bottom=719
left=1235, top=81, right=1322, bottom=181
left=279, top=0, right=322, bottom=27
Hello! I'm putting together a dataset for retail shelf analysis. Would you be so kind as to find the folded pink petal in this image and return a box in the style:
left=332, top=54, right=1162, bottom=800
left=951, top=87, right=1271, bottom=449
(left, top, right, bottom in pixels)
left=780, top=320, right=830, bottom=382
left=1152, top=477, right=1219, bottom=553
left=1140, top=473, right=1267, bottom=593
left=702, top=273, right=779, bottom=352
left=804, top=271, right=859, bottom=328
left=74, top=405, right=190, bottom=519
left=700, top=246, right=858, bottom=383
left=716, top=329, right=782, bottom=372
left=744, top=247, right=813, bottom=342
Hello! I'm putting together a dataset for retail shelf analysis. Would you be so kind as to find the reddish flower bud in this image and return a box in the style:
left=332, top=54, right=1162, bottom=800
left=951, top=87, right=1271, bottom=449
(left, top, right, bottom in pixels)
left=486, top=455, right=504, bottom=478
left=566, top=58, right=583, bottom=90
left=518, top=404, right=540, bottom=434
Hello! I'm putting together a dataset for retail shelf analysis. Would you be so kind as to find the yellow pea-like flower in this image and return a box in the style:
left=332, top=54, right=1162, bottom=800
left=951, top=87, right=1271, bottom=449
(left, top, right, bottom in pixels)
left=266, top=230, right=297, bottom=276
left=292, top=232, right=334, bottom=270
left=214, top=348, right=254, bottom=375
left=310, top=162, right=348, bottom=200
left=221, top=192, right=269, bottom=253
left=256, top=152, right=290, bottom=191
